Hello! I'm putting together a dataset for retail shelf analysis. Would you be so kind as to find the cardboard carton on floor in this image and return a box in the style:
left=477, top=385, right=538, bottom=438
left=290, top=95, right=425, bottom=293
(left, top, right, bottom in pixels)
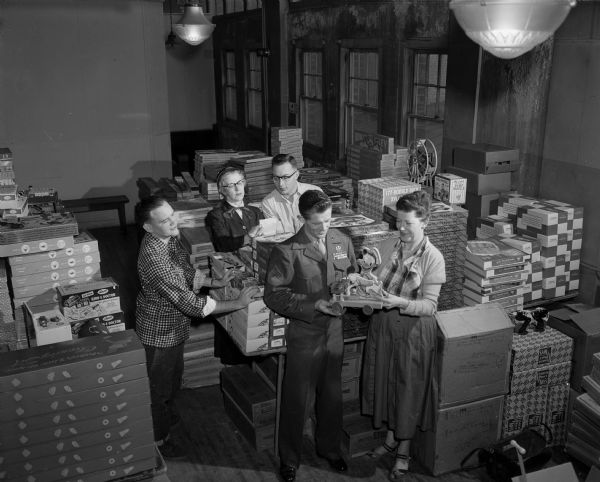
left=222, top=389, right=274, bottom=452
left=341, top=414, right=387, bottom=457
left=436, top=304, right=513, bottom=406
left=413, top=395, right=503, bottom=476
left=510, top=462, right=578, bottom=482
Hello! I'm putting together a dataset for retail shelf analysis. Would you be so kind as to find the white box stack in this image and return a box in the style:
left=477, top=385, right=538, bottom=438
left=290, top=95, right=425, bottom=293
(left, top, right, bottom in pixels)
left=357, top=178, right=421, bottom=222
left=271, top=127, right=304, bottom=168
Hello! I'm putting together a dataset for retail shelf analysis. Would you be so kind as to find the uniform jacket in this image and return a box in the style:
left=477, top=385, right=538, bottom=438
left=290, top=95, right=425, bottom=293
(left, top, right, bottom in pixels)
left=264, top=226, right=357, bottom=325
left=205, top=200, right=264, bottom=252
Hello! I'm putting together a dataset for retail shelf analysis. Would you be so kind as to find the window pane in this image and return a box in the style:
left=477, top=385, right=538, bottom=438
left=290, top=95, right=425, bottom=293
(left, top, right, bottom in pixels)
left=416, top=53, right=428, bottom=83
left=440, top=54, right=448, bottom=87
left=225, top=88, right=237, bottom=120
left=426, top=87, right=438, bottom=117
left=302, top=99, right=323, bottom=147
left=438, top=88, right=446, bottom=118
left=428, top=55, right=439, bottom=85
left=348, top=106, right=378, bottom=145
left=414, top=86, right=427, bottom=116
left=248, top=91, right=262, bottom=127
left=367, top=80, right=378, bottom=108
left=367, top=53, right=378, bottom=80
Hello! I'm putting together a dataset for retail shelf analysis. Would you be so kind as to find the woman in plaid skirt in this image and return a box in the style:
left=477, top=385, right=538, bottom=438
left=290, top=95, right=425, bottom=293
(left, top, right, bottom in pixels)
left=361, top=191, right=446, bottom=480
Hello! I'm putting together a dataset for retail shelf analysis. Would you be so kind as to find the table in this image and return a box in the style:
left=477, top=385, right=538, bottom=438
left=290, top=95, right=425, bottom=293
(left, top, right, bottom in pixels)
left=62, top=195, right=129, bottom=234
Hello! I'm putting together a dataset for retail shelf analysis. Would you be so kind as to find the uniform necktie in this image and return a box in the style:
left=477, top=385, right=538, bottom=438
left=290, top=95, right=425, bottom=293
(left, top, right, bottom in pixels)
left=317, top=238, right=326, bottom=258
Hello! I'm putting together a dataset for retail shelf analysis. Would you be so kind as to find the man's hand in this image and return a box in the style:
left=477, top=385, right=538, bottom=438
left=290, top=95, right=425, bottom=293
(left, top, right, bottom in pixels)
left=211, top=269, right=236, bottom=288
left=315, top=299, right=341, bottom=317
left=237, top=286, right=261, bottom=307
left=248, top=225, right=263, bottom=238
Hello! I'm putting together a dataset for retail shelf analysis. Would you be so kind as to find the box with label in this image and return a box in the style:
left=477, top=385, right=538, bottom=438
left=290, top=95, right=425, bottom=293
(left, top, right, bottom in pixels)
left=511, top=326, right=573, bottom=372
left=509, top=361, right=571, bottom=394
left=466, top=238, right=529, bottom=270
left=221, top=365, right=276, bottom=427
left=447, top=166, right=511, bottom=195
left=436, top=304, right=513, bottom=406
left=434, top=173, right=466, bottom=204
left=414, top=395, right=503, bottom=476
left=32, top=309, right=72, bottom=346
left=342, top=414, right=388, bottom=457
left=0, top=236, right=74, bottom=258
left=502, top=386, right=548, bottom=438
left=11, top=263, right=101, bottom=288
left=476, top=216, right=514, bottom=238
left=453, top=144, right=520, bottom=174
left=549, top=306, right=600, bottom=390
left=58, top=278, right=120, bottom=321
left=10, top=251, right=101, bottom=276
left=82, top=311, right=126, bottom=333
left=546, top=383, right=570, bottom=445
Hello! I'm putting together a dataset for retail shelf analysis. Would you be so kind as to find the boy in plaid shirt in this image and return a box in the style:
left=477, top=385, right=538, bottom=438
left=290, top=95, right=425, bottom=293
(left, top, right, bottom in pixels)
left=136, top=196, right=259, bottom=459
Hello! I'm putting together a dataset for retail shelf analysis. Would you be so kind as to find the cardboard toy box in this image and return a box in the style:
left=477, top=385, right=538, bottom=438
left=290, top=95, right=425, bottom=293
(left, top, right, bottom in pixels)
left=220, top=365, right=276, bottom=427
left=546, top=383, right=570, bottom=446
left=436, top=304, right=513, bottom=406
left=509, top=361, right=571, bottom=394
left=453, top=143, right=520, bottom=174
left=342, top=414, right=388, bottom=457
left=31, top=309, right=72, bottom=346
left=58, top=277, right=121, bottom=321
left=0, top=330, right=145, bottom=391
left=502, top=386, right=548, bottom=438
left=222, top=389, right=274, bottom=452
left=434, top=173, right=467, bottom=205
left=548, top=306, right=600, bottom=390
left=9, top=251, right=101, bottom=276
left=0, top=236, right=74, bottom=258
left=413, top=395, right=503, bottom=476
left=10, top=263, right=101, bottom=288
left=8, top=232, right=99, bottom=266
left=511, top=326, right=573, bottom=373
left=447, top=165, right=511, bottom=195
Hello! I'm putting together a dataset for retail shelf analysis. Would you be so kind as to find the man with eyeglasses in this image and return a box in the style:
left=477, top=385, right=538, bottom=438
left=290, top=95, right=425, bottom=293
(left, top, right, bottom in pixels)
left=261, top=154, right=322, bottom=234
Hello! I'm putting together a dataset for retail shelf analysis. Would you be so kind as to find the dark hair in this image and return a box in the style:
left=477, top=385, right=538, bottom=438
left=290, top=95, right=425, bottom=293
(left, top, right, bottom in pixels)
left=272, top=153, right=297, bottom=169
left=216, top=165, right=246, bottom=188
left=396, top=190, right=431, bottom=220
left=299, top=190, right=331, bottom=219
left=135, top=196, right=168, bottom=226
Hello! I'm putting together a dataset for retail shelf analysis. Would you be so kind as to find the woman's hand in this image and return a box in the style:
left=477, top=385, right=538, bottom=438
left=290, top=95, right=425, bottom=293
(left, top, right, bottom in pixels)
left=248, top=225, right=263, bottom=238
left=210, top=269, right=236, bottom=288
left=382, top=293, right=408, bottom=310
left=237, top=286, right=261, bottom=307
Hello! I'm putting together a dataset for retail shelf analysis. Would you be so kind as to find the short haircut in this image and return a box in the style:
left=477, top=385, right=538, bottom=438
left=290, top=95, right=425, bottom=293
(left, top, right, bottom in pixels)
left=396, top=190, right=431, bottom=221
left=135, top=196, right=168, bottom=226
left=216, top=164, right=246, bottom=188
left=299, top=190, right=331, bottom=219
left=272, top=153, right=297, bottom=169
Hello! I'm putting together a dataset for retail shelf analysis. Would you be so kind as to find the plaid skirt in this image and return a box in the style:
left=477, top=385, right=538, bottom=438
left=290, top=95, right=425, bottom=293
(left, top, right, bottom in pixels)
left=361, top=309, right=438, bottom=439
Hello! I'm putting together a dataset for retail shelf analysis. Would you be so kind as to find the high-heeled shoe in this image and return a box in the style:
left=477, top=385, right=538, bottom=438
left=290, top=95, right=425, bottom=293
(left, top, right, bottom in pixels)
left=366, top=441, right=398, bottom=459
left=389, top=453, right=410, bottom=480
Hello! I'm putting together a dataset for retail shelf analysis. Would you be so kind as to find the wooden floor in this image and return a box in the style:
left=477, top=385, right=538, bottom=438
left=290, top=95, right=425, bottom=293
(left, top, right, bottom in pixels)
left=90, top=225, right=591, bottom=482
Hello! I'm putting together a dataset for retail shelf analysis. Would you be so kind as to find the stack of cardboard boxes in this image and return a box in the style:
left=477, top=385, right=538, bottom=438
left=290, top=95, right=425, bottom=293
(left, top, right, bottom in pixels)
left=357, top=177, right=421, bottom=222
left=171, top=198, right=212, bottom=228
left=182, top=323, right=224, bottom=389
left=414, top=304, right=513, bottom=475
left=0, top=330, right=156, bottom=481
left=271, top=127, right=304, bottom=168
left=0, top=147, right=28, bottom=220
left=250, top=233, right=293, bottom=284
left=179, top=227, right=213, bottom=273
left=299, top=167, right=354, bottom=209
left=220, top=365, right=276, bottom=451
left=449, top=143, right=518, bottom=239
left=502, top=326, right=573, bottom=445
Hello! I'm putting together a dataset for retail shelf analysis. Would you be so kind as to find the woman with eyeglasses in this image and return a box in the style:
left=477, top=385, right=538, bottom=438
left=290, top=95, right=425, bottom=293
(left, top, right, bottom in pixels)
left=205, top=165, right=264, bottom=252
left=361, top=190, right=446, bottom=480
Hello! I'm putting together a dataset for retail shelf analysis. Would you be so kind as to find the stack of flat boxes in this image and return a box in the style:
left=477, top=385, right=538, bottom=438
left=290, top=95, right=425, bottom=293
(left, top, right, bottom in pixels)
left=10, top=232, right=104, bottom=345
left=179, top=227, right=213, bottom=274
left=0, top=148, right=28, bottom=220
left=567, top=352, right=600, bottom=465
left=463, top=237, right=530, bottom=312
left=250, top=233, right=294, bottom=284
left=192, top=149, right=239, bottom=200
left=171, top=198, right=212, bottom=228
left=299, top=167, right=354, bottom=209
left=502, top=326, right=573, bottom=444
left=220, top=365, right=276, bottom=451
left=57, top=277, right=124, bottom=336
left=357, top=178, right=421, bottom=222
left=271, top=127, right=304, bottom=167
left=0, top=330, right=156, bottom=482
left=181, top=323, right=224, bottom=389
left=476, top=214, right=515, bottom=239
left=497, top=193, right=583, bottom=298
left=414, top=304, right=513, bottom=475
left=450, top=144, right=518, bottom=239
left=499, top=234, right=543, bottom=304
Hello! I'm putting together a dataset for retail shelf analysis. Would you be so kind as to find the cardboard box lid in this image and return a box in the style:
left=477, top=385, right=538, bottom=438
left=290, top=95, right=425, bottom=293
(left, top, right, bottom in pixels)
left=436, top=303, right=513, bottom=339
left=569, top=308, right=600, bottom=336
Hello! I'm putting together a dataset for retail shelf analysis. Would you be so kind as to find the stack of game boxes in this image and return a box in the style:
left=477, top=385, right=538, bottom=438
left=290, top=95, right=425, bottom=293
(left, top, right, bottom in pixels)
left=250, top=233, right=294, bottom=284
left=220, top=365, right=277, bottom=451
left=0, top=259, right=19, bottom=349
left=495, top=193, right=583, bottom=299
left=0, top=330, right=156, bottom=481
left=347, top=134, right=409, bottom=180
left=299, top=167, right=354, bottom=210
left=463, top=238, right=531, bottom=312
left=502, top=325, right=573, bottom=445
left=475, top=214, right=514, bottom=238
left=499, top=233, right=543, bottom=304
left=26, top=187, right=61, bottom=215
left=193, top=149, right=236, bottom=200
left=383, top=202, right=468, bottom=311
left=9, top=232, right=104, bottom=346
left=0, top=148, right=15, bottom=189
left=56, top=277, right=124, bottom=335
left=171, top=198, right=212, bottom=228
left=357, top=178, right=421, bottom=222
left=182, top=323, right=224, bottom=389
left=232, top=154, right=273, bottom=203
left=567, top=352, right=600, bottom=464
left=179, top=227, right=213, bottom=273
left=271, top=127, right=304, bottom=167
left=0, top=147, right=28, bottom=220
left=137, top=175, right=203, bottom=202
left=450, top=143, right=519, bottom=239
left=414, top=304, right=513, bottom=475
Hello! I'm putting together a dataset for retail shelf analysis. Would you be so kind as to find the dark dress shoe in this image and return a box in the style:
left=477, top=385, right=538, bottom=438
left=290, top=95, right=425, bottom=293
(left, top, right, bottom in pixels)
left=279, top=464, right=297, bottom=482
left=323, top=456, right=348, bottom=472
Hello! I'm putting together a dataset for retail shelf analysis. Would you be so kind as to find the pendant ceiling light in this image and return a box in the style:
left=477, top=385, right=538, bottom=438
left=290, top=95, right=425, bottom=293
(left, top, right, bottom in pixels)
left=174, top=1, right=215, bottom=46
left=449, top=0, right=576, bottom=59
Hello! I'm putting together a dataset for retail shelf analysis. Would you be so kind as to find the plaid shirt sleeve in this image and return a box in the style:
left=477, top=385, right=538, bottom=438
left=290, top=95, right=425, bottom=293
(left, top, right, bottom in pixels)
left=174, top=237, right=197, bottom=286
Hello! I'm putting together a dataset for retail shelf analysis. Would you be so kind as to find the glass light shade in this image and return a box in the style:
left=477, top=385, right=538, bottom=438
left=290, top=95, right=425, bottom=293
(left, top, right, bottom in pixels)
left=174, top=4, right=215, bottom=46
left=450, top=0, right=576, bottom=59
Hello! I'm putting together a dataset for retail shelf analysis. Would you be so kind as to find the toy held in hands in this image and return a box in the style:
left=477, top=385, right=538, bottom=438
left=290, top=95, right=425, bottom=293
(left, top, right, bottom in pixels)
left=330, top=247, right=388, bottom=316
